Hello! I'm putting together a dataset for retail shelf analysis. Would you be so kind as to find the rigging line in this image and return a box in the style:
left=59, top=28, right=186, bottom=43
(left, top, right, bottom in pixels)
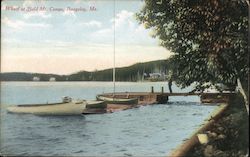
left=113, top=0, right=116, bottom=97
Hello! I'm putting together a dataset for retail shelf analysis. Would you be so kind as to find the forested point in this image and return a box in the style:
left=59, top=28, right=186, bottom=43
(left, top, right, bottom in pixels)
left=0, top=59, right=172, bottom=82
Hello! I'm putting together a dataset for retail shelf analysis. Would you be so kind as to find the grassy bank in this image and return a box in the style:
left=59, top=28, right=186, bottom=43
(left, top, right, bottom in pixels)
left=187, top=94, right=249, bottom=157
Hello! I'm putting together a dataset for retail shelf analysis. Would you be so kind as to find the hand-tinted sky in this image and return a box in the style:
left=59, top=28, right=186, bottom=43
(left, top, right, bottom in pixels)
left=1, top=0, right=171, bottom=74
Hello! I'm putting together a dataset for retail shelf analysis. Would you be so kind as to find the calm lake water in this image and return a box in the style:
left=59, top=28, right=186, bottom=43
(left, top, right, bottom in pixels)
left=0, top=81, right=217, bottom=156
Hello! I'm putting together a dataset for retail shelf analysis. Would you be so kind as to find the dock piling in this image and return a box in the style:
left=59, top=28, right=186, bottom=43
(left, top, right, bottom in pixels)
left=151, top=86, right=154, bottom=93
left=161, top=86, right=164, bottom=93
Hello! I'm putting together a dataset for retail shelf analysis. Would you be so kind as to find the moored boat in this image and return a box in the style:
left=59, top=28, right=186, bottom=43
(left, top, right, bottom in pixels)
left=86, top=100, right=107, bottom=109
left=6, top=97, right=86, bottom=115
left=96, top=95, right=138, bottom=105
left=82, top=100, right=107, bottom=114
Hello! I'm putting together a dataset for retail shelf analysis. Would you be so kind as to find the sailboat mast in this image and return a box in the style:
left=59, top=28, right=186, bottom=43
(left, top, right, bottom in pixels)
left=113, top=0, right=116, bottom=95
left=113, top=43, right=116, bottom=95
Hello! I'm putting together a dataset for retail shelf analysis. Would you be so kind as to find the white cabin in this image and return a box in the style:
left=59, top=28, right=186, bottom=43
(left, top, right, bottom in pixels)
left=33, top=77, right=40, bottom=81
left=49, top=77, right=56, bottom=81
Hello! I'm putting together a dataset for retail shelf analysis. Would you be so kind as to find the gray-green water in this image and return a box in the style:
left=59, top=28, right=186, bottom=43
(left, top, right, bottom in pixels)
left=0, top=82, right=216, bottom=156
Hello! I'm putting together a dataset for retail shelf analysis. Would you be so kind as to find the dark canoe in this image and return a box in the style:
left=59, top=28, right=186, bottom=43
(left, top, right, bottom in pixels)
left=86, top=100, right=107, bottom=109
left=96, top=95, right=138, bottom=105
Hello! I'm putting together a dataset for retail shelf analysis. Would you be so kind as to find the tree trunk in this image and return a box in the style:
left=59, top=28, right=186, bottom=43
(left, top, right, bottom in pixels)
left=237, top=78, right=249, bottom=115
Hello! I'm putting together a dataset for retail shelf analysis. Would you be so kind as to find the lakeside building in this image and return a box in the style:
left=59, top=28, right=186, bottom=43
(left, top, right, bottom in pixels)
left=49, top=77, right=56, bottom=81
left=32, top=77, right=40, bottom=81
left=149, top=73, right=162, bottom=79
left=148, top=73, right=167, bottom=81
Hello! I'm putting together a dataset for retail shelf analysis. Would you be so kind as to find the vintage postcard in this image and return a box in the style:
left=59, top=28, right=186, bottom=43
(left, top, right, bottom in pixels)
left=1, top=0, right=249, bottom=156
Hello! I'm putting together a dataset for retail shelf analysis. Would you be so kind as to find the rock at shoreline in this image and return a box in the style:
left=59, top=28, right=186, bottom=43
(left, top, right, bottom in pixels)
left=203, top=145, right=214, bottom=157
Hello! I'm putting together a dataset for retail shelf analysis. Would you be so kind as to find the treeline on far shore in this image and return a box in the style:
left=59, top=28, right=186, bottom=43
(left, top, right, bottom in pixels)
left=0, top=59, right=172, bottom=82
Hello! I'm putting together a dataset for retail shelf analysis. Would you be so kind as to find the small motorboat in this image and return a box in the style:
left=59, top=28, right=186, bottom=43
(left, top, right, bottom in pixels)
left=6, top=96, right=86, bottom=116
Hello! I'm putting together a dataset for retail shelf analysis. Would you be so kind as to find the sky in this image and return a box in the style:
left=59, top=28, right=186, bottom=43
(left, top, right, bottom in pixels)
left=1, top=0, right=172, bottom=75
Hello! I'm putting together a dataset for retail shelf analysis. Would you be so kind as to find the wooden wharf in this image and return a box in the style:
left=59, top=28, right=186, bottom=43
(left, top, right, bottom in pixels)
left=83, top=87, right=234, bottom=114
left=100, top=91, right=234, bottom=105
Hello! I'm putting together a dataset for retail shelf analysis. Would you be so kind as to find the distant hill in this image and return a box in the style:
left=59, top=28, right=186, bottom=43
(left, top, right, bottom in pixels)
left=0, top=72, right=67, bottom=81
left=0, top=59, right=172, bottom=81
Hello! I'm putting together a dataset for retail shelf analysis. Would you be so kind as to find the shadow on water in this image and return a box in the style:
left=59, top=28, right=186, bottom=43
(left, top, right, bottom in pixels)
left=36, top=114, right=86, bottom=119
left=166, top=101, right=200, bottom=105
left=166, top=101, right=217, bottom=106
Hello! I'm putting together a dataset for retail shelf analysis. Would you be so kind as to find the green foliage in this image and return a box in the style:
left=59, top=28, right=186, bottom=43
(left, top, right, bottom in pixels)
left=136, top=0, right=249, bottom=89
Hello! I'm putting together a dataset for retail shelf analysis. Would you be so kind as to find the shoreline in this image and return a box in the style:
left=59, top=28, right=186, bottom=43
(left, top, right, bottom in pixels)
left=185, top=94, right=249, bottom=157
